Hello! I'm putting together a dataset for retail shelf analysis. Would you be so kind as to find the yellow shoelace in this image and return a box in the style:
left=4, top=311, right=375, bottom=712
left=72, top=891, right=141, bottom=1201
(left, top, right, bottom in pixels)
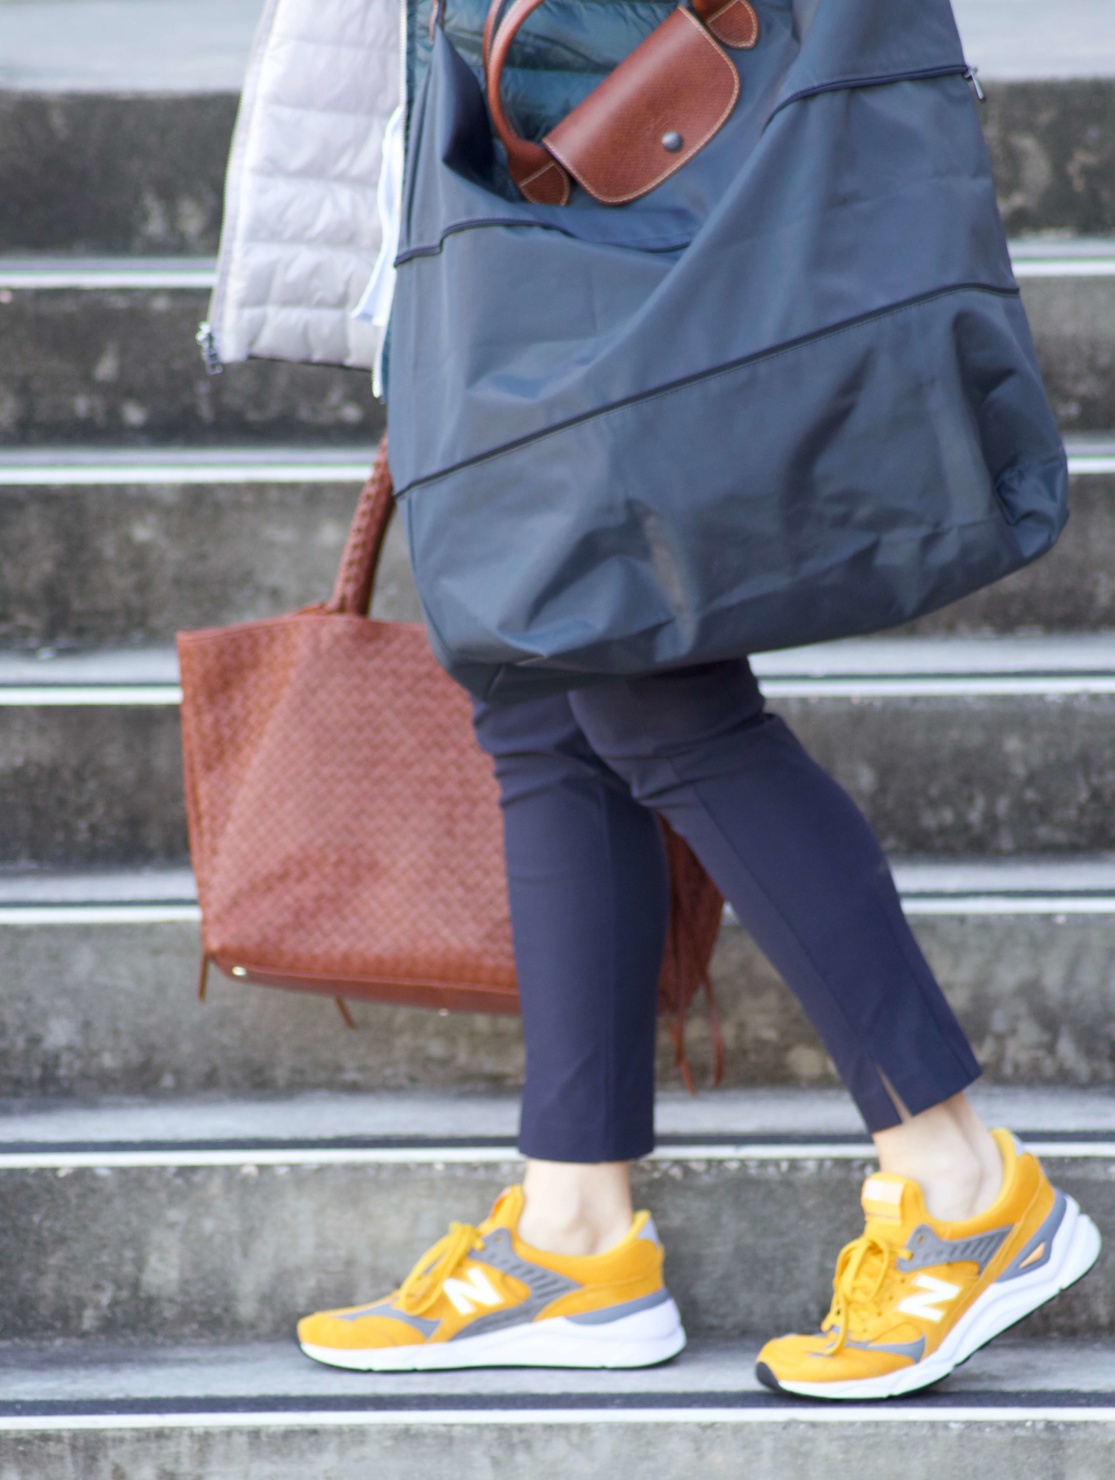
left=397, top=1222, right=485, bottom=1315
left=821, top=1232, right=912, bottom=1352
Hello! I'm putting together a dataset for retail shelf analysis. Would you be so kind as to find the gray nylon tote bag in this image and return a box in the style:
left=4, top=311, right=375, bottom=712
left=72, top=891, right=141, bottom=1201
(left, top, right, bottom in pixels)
left=387, top=0, right=1069, bottom=702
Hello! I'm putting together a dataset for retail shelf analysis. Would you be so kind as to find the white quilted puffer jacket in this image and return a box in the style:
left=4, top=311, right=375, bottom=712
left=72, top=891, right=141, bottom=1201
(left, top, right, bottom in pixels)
left=201, top=0, right=403, bottom=378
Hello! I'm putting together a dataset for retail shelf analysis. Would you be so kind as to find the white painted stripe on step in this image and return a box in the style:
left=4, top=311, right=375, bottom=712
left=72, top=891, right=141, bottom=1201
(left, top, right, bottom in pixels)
left=1, top=244, right=1108, bottom=292
left=1012, top=259, right=1115, bottom=277
left=6, top=674, right=1115, bottom=705
left=0, top=449, right=1107, bottom=485
left=0, top=1140, right=1107, bottom=1170
left=0, top=686, right=183, bottom=705
left=5, top=894, right=1115, bottom=927
left=0, top=1404, right=1110, bottom=1432
left=0, top=461, right=375, bottom=486
left=760, top=675, right=1115, bottom=697
left=0, top=260, right=217, bottom=290
left=1068, top=451, right=1115, bottom=476
left=0, top=904, right=202, bottom=925
left=901, top=895, right=1115, bottom=915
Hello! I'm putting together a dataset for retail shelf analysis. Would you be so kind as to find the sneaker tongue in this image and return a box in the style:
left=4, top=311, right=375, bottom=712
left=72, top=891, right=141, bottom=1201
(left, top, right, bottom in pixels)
left=860, top=1172, right=925, bottom=1237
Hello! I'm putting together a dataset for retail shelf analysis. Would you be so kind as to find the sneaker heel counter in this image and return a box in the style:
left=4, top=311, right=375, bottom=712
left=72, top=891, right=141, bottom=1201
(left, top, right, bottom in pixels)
left=637, top=1214, right=663, bottom=1248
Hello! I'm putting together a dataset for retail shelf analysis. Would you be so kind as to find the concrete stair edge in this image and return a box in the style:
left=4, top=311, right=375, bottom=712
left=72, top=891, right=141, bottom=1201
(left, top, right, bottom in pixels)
left=0, top=1084, right=1112, bottom=1151
left=0, top=1336, right=1112, bottom=1409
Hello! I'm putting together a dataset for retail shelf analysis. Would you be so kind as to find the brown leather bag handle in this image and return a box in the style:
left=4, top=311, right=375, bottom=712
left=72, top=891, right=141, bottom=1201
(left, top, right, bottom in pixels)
left=327, top=437, right=395, bottom=616
left=485, top=0, right=572, bottom=205
left=483, top=0, right=758, bottom=205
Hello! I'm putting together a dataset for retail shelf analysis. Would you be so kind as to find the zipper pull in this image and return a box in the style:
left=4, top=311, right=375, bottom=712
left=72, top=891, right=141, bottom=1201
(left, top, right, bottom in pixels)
left=965, top=66, right=985, bottom=103
left=195, top=320, right=223, bottom=376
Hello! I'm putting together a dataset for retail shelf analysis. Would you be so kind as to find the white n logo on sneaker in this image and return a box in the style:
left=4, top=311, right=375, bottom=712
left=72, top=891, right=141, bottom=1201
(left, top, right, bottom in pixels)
left=897, top=1273, right=962, bottom=1323
left=442, top=1267, right=504, bottom=1316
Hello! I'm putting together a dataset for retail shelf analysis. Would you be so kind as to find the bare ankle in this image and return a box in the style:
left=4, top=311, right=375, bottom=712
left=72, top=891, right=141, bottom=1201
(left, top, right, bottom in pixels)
left=518, top=1159, right=633, bottom=1256
left=873, top=1092, right=1003, bottom=1223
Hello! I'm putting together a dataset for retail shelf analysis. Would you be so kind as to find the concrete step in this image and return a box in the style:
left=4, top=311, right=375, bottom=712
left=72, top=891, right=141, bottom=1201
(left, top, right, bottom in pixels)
left=1011, top=249, right=1115, bottom=432
left=0, top=93, right=236, bottom=255
left=0, top=1088, right=1107, bottom=1343
left=0, top=60, right=1112, bottom=255
left=979, top=80, right=1115, bottom=237
left=4, top=638, right=1115, bottom=867
left=0, top=1337, right=1111, bottom=1480
left=0, top=447, right=413, bottom=650
left=6, top=0, right=1113, bottom=91
left=907, top=436, right=1115, bottom=635
left=3, top=858, right=1115, bottom=1096
left=0, top=261, right=383, bottom=446
left=0, top=247, right=1111, bottom=443
left=0, top=441, right=1111, bottom=649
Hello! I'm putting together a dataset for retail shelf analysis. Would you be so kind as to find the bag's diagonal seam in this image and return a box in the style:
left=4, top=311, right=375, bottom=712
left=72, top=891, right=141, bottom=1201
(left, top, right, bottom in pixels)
left=395, top=67, right=975, bottom=265
left=393, top=281, right=1021, bottom=499
left=395, top=215, right=693, bottom=263
left=767, top=63, right=972, bottom=122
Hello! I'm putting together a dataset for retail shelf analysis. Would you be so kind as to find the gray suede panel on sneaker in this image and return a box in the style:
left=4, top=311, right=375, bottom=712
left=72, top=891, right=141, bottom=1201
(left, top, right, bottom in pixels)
left=336, top=1299, right=439, bottom=1336
left=997, top=1189, right=1068, bottom=1282
left=897, top=1224, right=1011, bottom=1274
left=845, top=1335, right=928, bottom=1362
left=566, top=1288, right=671, bottom=1325
left=446, top=1226, right=581, bottom=1340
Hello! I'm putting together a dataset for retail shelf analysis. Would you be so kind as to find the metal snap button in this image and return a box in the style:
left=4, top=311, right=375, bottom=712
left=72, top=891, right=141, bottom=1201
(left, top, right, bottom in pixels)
left=661, top=131, right=683, bottom=153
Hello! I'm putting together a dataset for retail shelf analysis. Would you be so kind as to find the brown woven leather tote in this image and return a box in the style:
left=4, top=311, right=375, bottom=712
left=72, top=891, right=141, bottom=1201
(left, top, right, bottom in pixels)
left=178, top=440, right=724, bottom=1081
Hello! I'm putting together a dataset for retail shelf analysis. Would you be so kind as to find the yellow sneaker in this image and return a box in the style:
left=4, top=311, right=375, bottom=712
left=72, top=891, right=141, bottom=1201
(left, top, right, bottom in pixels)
left=756, top=1128, right=1100, bottom=1400
left=297, top=1185, right=686, bottom=1371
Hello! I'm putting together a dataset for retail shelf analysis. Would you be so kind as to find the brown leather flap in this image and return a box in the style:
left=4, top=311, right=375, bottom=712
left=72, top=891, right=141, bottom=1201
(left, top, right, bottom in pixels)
left=544, top=8, right=740, bottom=207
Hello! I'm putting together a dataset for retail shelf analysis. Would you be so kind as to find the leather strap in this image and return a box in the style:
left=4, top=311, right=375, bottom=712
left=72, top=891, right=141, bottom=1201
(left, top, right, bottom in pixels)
left=327, top=437, right=395, bottom=616
left=485, top=0, right=572, bottom=204
left=483, top=0, right=758, bottom=206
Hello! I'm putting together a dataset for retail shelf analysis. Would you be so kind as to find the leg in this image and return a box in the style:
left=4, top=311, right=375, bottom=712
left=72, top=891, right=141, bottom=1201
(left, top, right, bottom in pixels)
left=471, top=689, right=669, bottom=1173
left=874, top=1089, right=1003, bottom=1222
left=568, top=661, right=982, bottom=1144
left=567, top=662, right=1099, bottom=1398
left=471, top=690, right=669, bottom=1251
left=299, top=690, right=686, bottom=1370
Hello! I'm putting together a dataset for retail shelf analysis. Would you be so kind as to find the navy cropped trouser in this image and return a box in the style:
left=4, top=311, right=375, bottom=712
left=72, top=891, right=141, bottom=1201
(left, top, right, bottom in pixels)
left=471, top=660, right=981, bottom=1164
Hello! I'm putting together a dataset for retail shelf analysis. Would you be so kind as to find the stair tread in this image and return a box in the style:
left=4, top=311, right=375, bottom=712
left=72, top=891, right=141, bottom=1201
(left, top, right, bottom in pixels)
left=0, top=1086, right=1111, bottom=1152
left=6, top=855, right=1115, bottom=907
left=1, top=0, right=1113, bottom=93
left=2, top=240, right=1113, bottom=287
left=0, top=432, right=1110, bottom=477
left=0, top=445, right=381, bottom=482
left=8, top=634, right=1115, bottom=691
left=0, top=0, right=261, bottom=95
left=0, top=1337, right=1110, bottom=1413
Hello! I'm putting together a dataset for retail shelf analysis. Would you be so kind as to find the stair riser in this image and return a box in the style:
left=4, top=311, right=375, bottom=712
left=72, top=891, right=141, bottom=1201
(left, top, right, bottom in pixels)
left=2, top=915, right=1114, bottom=1097
left=0, top=94, right=236, bottom=255
left=0, top=1153, right=1107, bottom=1342
left=1017, top=276, right=1115, bottom=434
left=905, top=474, right=1115, bottom=636
left=0, top=280, right=1107, bottom=444
left=7, top=1420, right=1114, bottom=1480
left=1, top=82, right=1111, bottom=255
left=3, top=694, right=1115, bottom=868
left=1, top=475, right=1112, bottom=651
left=0, top=290, right=383, bottom=446
left=0, top=479, right=418, bottom=650
left=980, top=79, right=1115, bottom=238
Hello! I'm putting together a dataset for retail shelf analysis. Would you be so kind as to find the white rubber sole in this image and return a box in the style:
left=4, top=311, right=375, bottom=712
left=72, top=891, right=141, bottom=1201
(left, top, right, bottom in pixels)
left=769, top=1193, right=1102, bottom=1400
left=299, top=1295, right=688, bottom=1372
